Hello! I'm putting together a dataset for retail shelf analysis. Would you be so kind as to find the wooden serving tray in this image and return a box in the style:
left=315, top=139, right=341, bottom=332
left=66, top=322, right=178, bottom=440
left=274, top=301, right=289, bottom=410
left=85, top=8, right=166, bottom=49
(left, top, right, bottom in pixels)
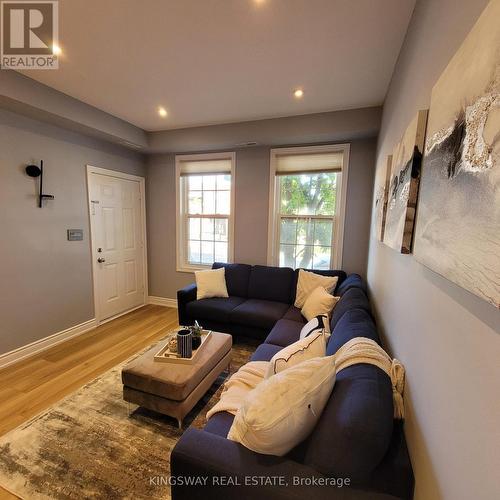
left=154, top=330, right=212, bottom=364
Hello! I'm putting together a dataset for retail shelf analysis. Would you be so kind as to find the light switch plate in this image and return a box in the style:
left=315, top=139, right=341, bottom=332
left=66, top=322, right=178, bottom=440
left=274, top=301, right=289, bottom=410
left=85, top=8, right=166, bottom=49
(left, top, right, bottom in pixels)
left=67, top=229, right=83, bottom=241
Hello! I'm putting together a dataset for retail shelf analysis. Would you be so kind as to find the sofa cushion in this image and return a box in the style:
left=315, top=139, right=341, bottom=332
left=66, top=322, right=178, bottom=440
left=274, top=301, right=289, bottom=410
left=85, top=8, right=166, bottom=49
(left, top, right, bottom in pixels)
left=231, top=299, right=289, bottom=330
left=247, top=265, right=294, bottom=303
left=264, top=319, right=302, bottom=347
left=250, top=343, right=283, bottom=361
left=291, top=269, right=346, bottom=304
left=330, top=287, right=372, bottom=331
left=336, top=273, right=367, bottom=296
left=368, top=420, right=415, bottom=500
left=326, top=308, right=380, bottom=355
left=282, top=305, right=305, bottom=323
left=186, top=296, right=245, bottom=324
left=302, top=364, right=393, bottom=481
left=189, top=319, right=269, bottom=341
left=204, top=412, right=234, bottom=437
left=212, top=262, right=252, bottom=298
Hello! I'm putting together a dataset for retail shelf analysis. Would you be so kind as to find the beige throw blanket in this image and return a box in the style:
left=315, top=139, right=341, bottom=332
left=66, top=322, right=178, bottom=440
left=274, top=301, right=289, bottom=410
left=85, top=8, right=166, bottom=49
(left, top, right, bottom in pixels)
left=207, top=337, right=405, bottom=420
left=334, top=337, right=405, bottom=419
left=206, top=361, right=269, bottom=419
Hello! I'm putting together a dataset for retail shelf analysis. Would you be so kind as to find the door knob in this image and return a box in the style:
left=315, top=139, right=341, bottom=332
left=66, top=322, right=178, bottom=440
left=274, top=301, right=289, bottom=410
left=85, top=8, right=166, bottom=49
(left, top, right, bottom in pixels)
left=97, top=257, right=106, bottom=263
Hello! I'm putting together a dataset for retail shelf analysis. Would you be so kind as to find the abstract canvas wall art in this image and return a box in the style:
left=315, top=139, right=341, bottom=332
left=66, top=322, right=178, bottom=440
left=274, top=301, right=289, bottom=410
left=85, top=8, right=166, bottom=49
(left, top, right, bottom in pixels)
left=383, top=110, right=428, bottom=253
left=374, top=155, right=392, bottom=241
left=414, top=0, right=500, bottom=308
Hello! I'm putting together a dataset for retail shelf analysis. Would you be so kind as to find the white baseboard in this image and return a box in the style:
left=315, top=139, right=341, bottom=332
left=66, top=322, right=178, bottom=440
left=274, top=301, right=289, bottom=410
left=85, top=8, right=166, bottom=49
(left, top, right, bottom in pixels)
left=0, top=318, right=98, bottom=370
left=98, top=303, right=146, bottom=325
left=148, top=296, right=177, bottom=308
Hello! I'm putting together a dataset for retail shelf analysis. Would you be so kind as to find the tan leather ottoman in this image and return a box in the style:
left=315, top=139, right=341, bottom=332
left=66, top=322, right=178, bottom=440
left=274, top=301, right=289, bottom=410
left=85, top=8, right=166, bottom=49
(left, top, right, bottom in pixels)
left=122, top=332, right=232, bottom=428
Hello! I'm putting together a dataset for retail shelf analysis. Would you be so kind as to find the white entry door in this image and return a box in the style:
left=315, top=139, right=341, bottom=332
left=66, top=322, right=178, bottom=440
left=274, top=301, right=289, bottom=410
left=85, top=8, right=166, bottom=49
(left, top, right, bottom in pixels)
left=88, top=168, right=146, bottom=322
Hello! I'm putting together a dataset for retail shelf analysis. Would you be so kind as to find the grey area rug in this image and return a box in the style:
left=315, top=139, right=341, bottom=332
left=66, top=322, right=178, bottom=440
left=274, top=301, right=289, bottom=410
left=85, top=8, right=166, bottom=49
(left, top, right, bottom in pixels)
left=0, top=338, right=257, bottom=500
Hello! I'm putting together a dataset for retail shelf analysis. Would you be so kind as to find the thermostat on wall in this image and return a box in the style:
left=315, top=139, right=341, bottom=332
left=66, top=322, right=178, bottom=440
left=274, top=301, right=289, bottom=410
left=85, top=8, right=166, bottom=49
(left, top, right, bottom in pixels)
left=67, top=229, right=84, bottom=241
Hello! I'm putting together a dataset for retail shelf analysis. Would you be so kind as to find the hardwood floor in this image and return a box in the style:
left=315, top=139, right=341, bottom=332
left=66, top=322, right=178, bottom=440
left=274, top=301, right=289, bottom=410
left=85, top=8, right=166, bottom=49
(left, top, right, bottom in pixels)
left=0, top=305, right=179, bottom=500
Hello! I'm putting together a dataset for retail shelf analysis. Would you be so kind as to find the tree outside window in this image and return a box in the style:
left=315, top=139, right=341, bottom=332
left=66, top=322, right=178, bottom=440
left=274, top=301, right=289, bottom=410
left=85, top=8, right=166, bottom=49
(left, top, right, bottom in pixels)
left=278, top=172, right=337, bottom=269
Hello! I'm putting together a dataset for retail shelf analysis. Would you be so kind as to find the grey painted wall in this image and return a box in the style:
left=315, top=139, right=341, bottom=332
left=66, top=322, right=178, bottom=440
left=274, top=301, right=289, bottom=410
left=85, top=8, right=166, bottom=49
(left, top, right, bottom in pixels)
left=0, top=97, right=378, bottom=356
left=366, top=1, right=500, bottom=499
left=0, top=108, right=146, bottom=355
left=1, top=72, right=380, bottom=156
left=148, top=107, right=381, bottom=153
left=0, top=72, right=148, bottom=149
left=147, top=137, right=376, bottom=299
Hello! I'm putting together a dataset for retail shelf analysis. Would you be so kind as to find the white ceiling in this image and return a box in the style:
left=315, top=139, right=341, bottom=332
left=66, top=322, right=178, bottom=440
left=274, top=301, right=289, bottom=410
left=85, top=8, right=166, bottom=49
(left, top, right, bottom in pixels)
left=20, top=0, right=415, bottom=131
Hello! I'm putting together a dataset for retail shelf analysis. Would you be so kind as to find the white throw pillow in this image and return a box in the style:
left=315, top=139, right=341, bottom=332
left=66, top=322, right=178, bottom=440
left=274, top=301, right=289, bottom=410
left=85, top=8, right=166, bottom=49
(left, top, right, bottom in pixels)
left=299, top=314, right=330, bottom=338
left=228, top=356, right=336, bottom=456
left=266, top=330, right=326, bottom=378
left=294, top=269, right=338, bottom=308
left=195, top=267, right=229, bottom=300
left=301, top=286, right=339, bottom=322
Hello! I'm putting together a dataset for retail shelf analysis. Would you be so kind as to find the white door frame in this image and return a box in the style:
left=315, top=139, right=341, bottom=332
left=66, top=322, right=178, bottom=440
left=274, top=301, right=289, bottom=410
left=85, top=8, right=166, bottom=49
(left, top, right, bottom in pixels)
left=86, top=165, right=148, bottom=325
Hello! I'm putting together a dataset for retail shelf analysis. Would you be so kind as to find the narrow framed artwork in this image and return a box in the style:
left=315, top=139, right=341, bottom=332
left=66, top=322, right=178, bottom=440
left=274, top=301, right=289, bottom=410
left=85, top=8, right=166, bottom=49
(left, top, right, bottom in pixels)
left=374, top=155, right=393, bottom=242
left=414, top=0, right=500, bottom=308
left=383, top=110, right=428, bottom=253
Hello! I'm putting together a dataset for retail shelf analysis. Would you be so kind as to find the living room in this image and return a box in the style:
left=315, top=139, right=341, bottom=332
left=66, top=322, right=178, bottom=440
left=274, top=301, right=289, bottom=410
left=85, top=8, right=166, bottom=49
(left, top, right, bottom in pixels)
left=0, top=1, right=499, bottom=499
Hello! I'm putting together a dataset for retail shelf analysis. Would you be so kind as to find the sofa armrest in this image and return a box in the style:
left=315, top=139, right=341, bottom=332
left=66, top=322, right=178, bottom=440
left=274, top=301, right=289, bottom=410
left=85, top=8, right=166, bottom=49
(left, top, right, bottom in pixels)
left=171, top=429, right=399, bottom=500
left=177, top=283, right=197, bottom=325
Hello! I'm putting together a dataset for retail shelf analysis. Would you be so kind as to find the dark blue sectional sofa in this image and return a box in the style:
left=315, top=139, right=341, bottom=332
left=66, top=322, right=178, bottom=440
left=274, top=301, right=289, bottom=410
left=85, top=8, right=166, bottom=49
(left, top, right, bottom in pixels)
left=172, top=263, right=414, bottom=500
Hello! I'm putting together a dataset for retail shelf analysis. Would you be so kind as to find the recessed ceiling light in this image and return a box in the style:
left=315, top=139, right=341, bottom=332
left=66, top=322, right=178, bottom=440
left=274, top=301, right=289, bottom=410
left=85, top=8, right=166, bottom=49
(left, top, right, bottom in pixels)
left=158, top=106, right=168, bottom=117
left=52, top=43, right=62, bottom=56
left=294, top=89, right=304, bottom=99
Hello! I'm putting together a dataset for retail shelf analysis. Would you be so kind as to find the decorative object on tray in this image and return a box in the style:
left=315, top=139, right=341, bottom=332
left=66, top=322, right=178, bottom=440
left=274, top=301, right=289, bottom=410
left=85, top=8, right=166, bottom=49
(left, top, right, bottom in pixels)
left=154, top=329, right=213, bottom=364
left=413, top=0, right=500, bottom=308
left=383, top=109, right=428, bottom=254
left=167, top=336, right=177, bottom=353
left=177, top=329, right=192, bottom=358
left=191, top=321, right=203, bottom=350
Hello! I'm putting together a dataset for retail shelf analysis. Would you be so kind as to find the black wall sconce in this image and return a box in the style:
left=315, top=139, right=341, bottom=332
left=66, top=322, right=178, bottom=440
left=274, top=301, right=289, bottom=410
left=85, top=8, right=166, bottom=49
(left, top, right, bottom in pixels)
left=26, top=160, right=54, bottom=208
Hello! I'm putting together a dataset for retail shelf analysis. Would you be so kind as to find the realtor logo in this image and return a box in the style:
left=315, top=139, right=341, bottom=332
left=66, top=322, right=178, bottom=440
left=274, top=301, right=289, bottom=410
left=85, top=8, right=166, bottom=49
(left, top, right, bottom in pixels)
left=1, top=0, right=59, bottom=69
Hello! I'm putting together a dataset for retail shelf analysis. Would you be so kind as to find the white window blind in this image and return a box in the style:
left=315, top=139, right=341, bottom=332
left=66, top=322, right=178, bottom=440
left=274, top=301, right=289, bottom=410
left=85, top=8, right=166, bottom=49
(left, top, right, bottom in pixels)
left=176, top=153, right=235, bottom=272
left=274, top=151, right=343, bottom=175
left=178, top=158, right=232, bottom=176
left=268, top=145, right=350, bottom=270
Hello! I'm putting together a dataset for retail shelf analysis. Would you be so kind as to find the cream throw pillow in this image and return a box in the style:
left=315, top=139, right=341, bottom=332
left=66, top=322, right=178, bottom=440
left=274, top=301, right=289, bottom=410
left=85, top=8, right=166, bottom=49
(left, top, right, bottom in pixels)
left=301, top=286, right=339, bottom=321
left=228, top=356, right=336, bottom=456
left=299, top=314, right=330, bottom=338
left=265, top=330, right=326, bottom=378
left=195, top=267, right=229, bottom=300
left=294, top=269, right=338, bottom=308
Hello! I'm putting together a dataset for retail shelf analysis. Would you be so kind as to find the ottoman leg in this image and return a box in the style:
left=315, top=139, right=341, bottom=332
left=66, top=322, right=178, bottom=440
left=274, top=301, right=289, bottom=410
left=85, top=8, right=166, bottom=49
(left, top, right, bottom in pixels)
left=177, top=418, right=182, bottom=430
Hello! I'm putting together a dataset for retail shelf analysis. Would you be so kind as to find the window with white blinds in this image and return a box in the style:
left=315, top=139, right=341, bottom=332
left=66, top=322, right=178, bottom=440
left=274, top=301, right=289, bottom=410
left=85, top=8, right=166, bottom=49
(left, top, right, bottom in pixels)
left=268, top=145, right=350, bottom=270
left=274, top=150, right=343, bottom=175
left=176, top=153, right=235, bottom=272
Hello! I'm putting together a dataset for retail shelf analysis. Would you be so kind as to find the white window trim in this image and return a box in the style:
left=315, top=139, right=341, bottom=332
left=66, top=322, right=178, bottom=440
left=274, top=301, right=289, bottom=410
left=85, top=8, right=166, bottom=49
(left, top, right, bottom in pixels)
left=176, top=151, right=236, bottom=273
left=267, top=143, right=350, bottom=269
